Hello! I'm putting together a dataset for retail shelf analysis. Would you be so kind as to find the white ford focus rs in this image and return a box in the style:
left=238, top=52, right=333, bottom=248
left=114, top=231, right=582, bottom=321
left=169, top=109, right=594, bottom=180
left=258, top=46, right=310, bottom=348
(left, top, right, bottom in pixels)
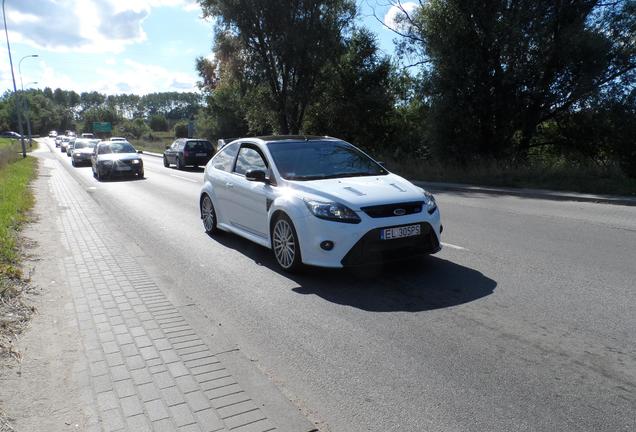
left=199, top=136, right=442, bottom=271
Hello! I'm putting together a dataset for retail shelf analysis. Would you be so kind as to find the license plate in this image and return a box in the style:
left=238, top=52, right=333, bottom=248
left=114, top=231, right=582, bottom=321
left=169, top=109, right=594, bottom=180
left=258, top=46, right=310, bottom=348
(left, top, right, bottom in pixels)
left=116, top=166, right=131, bottom=171
left=196, top=153, right=206, bottom=157
left=380, top=224, right=421, bottom=240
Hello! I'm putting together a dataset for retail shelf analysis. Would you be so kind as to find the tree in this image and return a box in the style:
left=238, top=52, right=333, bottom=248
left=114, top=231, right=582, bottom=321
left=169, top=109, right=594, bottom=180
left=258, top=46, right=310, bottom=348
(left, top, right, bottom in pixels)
left=149, top=114, right=169, bottom=131
left=114, top=118, right=150, bottom=139
left=199, top=0, right=356, bottom=134
left=389, top=0, right=636, bottom=162
left=304, top=29, right=397, bottom=152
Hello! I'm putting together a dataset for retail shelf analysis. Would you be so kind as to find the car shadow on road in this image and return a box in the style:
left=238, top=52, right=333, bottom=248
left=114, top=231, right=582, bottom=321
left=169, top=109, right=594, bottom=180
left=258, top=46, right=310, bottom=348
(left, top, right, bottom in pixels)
left=210, top=232, right=496, bottom=312
left=171, top=166, right=204, bottom=173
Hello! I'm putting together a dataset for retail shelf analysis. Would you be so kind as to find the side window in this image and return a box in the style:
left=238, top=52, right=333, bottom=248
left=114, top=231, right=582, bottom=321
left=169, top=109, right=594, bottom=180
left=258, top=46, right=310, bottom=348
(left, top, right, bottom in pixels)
left=211, top=142, right=239, bottom=172
left=234, top=146, right=267, bottom=176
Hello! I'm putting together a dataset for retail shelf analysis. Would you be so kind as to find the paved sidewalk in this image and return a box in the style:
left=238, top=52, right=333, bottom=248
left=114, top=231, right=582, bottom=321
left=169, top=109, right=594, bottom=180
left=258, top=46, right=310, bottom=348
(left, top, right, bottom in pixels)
left=49, top=159, right=281, bottom=431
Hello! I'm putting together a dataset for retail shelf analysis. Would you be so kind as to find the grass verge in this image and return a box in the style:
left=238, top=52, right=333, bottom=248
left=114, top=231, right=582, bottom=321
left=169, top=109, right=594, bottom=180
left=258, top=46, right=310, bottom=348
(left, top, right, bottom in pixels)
left=384, top=156, right=636, bottom=196
left=129, top=130, right=174, bottom=154
left=0, top=153, right=37, bottom=364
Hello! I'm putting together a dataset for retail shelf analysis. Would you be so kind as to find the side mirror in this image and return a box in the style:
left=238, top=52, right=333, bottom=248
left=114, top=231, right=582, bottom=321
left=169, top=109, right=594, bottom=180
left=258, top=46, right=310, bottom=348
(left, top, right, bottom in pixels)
left=245, top=169, right=268, bottom=183
left=137, top=150, right=143, bottom=154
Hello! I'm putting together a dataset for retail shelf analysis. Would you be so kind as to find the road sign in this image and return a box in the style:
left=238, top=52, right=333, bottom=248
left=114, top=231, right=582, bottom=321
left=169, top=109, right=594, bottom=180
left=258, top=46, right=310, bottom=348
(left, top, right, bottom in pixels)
left=93, top=122, right=112, bottom=133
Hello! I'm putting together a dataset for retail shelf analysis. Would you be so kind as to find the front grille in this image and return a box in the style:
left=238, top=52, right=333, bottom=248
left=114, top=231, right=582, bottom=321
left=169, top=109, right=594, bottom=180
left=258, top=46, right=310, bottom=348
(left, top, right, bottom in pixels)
left=341, top=222, right=440, bottom=266
left=361, top=201, right=423, bottom=218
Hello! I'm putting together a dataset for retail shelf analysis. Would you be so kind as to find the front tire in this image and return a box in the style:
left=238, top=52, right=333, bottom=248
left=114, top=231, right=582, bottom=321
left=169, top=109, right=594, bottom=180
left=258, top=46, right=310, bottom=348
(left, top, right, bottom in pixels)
left=176, top=157, right=183, bottom=170
left=271, top=214, right=302, bottom=272
left=201, top=195, right=217, bottom=235
left=163, top=156, right=169, bottom=167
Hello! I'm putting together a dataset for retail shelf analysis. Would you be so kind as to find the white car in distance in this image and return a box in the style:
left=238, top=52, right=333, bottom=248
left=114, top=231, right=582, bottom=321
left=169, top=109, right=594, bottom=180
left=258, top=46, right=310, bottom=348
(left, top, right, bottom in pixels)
left=199, top=136, right=442, bottom=271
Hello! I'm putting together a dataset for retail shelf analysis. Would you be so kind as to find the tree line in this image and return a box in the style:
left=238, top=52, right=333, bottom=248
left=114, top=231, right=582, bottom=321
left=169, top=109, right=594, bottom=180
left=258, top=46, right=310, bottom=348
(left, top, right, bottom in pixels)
left=0, top=89, right=202, bottom=138
left=194, top=0, right=636, bottom=178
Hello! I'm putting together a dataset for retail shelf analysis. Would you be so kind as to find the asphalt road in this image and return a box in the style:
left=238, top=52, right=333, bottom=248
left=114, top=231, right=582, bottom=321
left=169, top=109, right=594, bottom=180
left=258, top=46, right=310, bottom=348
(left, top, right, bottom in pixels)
left=39, top=140, right=635, bottom=432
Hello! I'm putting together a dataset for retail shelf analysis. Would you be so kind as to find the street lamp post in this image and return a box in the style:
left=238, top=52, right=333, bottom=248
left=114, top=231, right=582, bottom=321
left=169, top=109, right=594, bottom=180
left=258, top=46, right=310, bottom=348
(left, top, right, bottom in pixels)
left=19, top=55, right=39, bottom=147
left=2, top=0, right=26, bottom=158
left=22, top=81, right=38, bottom=147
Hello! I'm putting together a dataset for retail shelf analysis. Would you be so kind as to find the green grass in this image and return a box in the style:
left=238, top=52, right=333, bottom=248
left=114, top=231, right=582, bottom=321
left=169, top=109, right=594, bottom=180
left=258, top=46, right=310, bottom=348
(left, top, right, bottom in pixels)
left=129, top=131, right=175, bottom=154
left=384, top=156, right=636, bottom=196
left=0, top=156, right=37, bottom=280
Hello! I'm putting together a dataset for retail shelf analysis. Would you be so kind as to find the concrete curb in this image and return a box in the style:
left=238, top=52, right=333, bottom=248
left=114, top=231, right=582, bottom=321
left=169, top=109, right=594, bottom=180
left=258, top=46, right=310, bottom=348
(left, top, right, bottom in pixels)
left=415, top=181, right=636, bottom=206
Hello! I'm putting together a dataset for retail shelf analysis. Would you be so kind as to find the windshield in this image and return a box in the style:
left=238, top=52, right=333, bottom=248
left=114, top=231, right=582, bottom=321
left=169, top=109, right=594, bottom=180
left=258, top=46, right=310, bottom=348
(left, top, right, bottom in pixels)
left=74, top=141, right=97, bottom=149
left=99, top=142, right=136, bottom=154
left=267, top=140, right=387, bottom=181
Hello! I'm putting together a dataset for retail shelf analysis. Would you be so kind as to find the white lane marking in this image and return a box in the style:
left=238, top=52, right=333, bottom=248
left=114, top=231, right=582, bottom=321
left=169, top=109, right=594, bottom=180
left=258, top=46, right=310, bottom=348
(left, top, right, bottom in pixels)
left=441, top=242, right=468, bottom=251
left=170, top=174, right=199, bottom=183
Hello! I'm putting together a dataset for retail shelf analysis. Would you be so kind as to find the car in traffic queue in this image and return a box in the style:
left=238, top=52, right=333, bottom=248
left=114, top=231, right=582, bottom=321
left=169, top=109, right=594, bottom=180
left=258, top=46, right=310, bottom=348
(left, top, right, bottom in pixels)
left=81, top=133, right=95, bottom=138
left=164, top=138, right=215, bottom=170
left=48, top=130, right=58, bottom=137
left=91, top=140, right=144, bottom=181
left=0, top=131, right=22, bottom=139
left=109, top=137, right=127, bottom=142
left=66, top=139, right=78, bottom=156
left=60, top=136, right=73, bottom=152
left=199, top=136, right=442, bottom=271
left=71, top=139, right=99, bottom=166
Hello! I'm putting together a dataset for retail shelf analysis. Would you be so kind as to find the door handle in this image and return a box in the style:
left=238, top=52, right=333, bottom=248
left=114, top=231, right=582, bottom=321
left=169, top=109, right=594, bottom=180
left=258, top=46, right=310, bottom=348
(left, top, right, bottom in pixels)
left=225, top=182, right=234, bottom=188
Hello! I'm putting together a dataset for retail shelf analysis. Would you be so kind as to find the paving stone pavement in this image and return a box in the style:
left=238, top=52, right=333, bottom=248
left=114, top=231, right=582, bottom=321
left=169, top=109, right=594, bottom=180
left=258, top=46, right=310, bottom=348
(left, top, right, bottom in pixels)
left=50, top=162, right=277, bottom=431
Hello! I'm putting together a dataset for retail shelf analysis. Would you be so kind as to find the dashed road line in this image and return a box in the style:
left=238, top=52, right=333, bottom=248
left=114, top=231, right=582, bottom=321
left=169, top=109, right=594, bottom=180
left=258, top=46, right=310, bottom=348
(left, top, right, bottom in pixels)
left=441, top=242, right=468, bottom=251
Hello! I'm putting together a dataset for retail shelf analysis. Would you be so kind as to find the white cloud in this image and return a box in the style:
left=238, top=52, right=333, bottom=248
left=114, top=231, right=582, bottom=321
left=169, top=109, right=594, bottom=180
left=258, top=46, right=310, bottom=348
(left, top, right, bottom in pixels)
left=1, top=0, right=200, bottom=53
left=91, top=59, right=198, bottom=94
left=383, top=2, right=419, bottom=33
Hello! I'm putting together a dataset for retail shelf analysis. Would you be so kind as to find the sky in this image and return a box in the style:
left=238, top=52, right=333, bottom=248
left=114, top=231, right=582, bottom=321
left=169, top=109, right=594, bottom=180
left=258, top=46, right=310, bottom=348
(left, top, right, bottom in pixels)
left=0, top=0, right=417, bottom=96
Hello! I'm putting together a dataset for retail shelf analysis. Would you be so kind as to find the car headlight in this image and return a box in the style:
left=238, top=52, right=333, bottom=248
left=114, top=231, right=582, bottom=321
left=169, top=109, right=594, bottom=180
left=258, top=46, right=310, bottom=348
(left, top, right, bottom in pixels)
left=304, top=199, right=361, bottom=224
left=419, top=188, right=437, bottom=214
left=132, top=159, right=140, bottom=164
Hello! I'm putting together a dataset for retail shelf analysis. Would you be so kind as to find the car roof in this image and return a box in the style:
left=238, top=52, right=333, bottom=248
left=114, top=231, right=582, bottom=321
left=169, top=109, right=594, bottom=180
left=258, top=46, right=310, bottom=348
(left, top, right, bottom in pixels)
left=231, top=135, right=339, bottom=145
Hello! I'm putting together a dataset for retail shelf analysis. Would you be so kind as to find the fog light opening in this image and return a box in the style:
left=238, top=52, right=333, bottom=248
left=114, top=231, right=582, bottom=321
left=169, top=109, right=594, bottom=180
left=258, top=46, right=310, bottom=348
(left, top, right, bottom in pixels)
left=320, top=240, right=334, bottom=251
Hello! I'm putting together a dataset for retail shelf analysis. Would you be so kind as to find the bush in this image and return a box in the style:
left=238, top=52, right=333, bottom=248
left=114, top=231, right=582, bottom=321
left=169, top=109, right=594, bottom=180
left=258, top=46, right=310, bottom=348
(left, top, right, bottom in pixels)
left=114, top=118, right=150, bottom=139
left=149, top=114, right=168, bottom=132
left=174, top=122, right=188, bottom=138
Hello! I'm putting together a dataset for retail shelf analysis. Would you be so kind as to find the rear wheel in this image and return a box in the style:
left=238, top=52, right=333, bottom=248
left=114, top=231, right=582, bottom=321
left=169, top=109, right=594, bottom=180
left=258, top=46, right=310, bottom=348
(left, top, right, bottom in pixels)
left=271, top=214, right=302, bottom=272
left=201, top=195, right=217, bottom=234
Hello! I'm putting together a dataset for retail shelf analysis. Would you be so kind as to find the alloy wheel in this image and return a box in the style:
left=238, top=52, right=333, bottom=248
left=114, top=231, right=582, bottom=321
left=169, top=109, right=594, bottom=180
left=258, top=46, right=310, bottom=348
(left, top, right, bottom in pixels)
left=273, top=218, right=296, bottom=269
left=201, top=195, right=216, bottom=233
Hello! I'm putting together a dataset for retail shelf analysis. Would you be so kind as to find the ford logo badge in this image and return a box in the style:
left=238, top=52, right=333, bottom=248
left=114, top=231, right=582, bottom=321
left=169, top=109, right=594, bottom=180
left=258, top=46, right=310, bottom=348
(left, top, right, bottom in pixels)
left=393, top=208, right=406, bottom=216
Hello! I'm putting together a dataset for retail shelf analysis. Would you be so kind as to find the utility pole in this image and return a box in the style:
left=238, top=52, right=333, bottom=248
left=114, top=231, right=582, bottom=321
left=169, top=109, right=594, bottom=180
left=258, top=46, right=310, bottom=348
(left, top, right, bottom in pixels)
left=19, top=55, right=39, bottom=147
left=2, top=0, right=26, bottom=158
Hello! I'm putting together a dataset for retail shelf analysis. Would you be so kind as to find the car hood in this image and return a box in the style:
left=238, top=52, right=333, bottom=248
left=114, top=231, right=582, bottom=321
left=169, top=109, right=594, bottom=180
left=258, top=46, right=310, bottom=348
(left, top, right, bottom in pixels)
left=288, top=173, right=425, bottom=209
left=98, top=153, right=140, bottom=161
left=74, top=148, right=94, bottom=155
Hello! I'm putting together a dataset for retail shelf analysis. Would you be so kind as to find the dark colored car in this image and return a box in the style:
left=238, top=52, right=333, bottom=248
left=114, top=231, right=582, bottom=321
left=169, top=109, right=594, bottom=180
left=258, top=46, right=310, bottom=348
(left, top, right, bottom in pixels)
left=91, top=141, right=144, bottom=181
left=1, top=131, right=22, bottom=139
left=163, top=139, right=215, bottom=170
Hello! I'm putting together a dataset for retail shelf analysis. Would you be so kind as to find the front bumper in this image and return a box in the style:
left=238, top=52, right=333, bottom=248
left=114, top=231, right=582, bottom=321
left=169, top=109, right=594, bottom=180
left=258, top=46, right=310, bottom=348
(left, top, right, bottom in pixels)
left=73, top=153, right=92, bottom=164
left=296, top=209, right=442, bottom=268
left=99, top=161, right=143, bottom=176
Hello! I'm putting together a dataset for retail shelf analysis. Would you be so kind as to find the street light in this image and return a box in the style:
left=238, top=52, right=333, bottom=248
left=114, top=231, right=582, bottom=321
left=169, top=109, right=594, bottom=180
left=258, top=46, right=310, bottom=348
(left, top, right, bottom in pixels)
left=19, top=54, right=39, bottom=147
left=2, top=0, right=26, bottom=158
left=22, top=81, right=38, bottom=147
